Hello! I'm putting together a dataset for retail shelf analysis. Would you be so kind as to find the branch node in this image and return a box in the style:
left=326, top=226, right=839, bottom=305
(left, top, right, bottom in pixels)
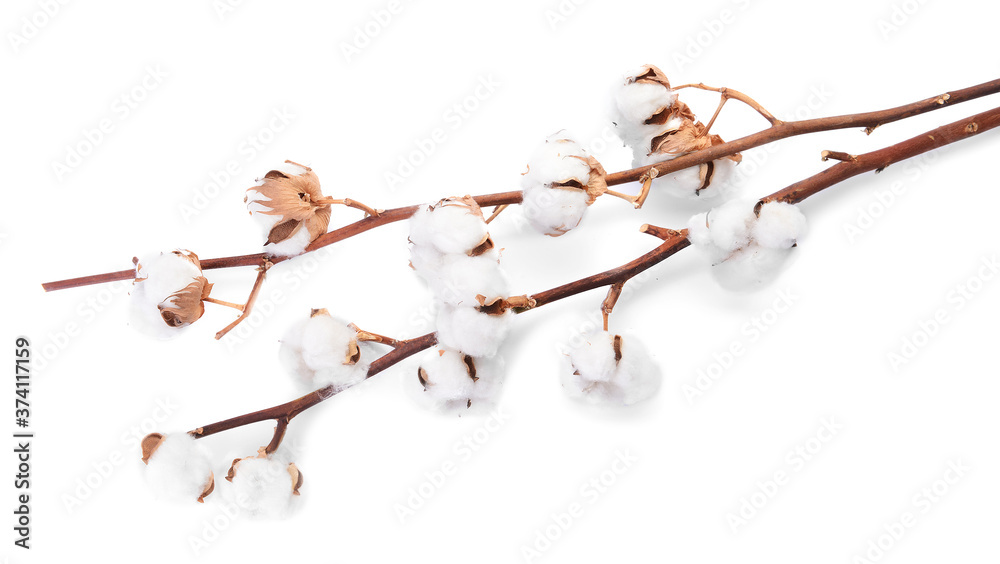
left=936, top=93, right=951, bottom=105
left=965, top=122, right=979, bottom=133
left=820, top=150, right=858, bottom=162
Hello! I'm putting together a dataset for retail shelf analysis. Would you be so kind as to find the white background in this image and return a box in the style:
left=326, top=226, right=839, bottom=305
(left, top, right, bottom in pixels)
left=3, top=0, right=999, bottom=562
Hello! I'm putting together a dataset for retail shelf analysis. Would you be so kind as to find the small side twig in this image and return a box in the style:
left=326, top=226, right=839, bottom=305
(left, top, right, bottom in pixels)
left=673, top=83, right=783, bottom=127
left=214, top=258, right=272, bottom=340
left=601, top=282, right=625, bottom=332
left=820, top=150, right=857, bottom=162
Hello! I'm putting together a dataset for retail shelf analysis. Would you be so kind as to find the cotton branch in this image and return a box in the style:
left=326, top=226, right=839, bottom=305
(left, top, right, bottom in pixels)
left=187, top=103, right=1000, bottom=449
left=41, top=77, right=1000, bottom=294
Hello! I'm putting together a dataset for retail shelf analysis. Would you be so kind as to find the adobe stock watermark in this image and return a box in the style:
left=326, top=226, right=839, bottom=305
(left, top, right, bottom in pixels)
left=384, top=74, right=500, bottom=192
left=51, top=64, right=168, bottom=182
left=212, top=0, right=246, bottom=20
left=177, top=106, right=294, bottom=223
left=877, top=0, right=930, bottom=41
left=887, top=254, right=998, bottom=372
left=842, top=149, right=944, bottom=244
left=393, top=407, right=510, bottom=524
left=62, top=397, right=178, bottom=514
left=340, top=0, right=406, bottom=64
left=851, top=459, right=968, bottom=563
left=7, top=0, right=71, bottom=54
left=681, top=287, right=799, bottom=404
left=726, top=417, right=843, bottom=532
left=34, top=279, right=131, bottom=372
left=544, top=0, right=589, bottom=30
left=670, top=0, right=752, bottom=74
left=520, top=449, right=638, bottom=562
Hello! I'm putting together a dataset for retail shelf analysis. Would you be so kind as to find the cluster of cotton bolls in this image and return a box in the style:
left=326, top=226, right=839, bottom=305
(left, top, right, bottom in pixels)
left=687, top=199, right=807, bottom=290
left=278, top=308, right=373, bottom=392
left=128, top=250, right=213, bottom=339
left=141, top=433, right=304, bottom=518
left=520, top=132, right=608, bottom=237
left=561, top=331, right=662, bottom=406
left=245, top=160, right=334, bottom=258
left=612, top=65, right=741, bottom=201
left=407, top=197, right=511, bottom=413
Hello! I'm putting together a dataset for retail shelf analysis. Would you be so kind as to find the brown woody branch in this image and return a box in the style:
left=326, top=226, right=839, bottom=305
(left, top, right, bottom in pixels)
left=42, top=78, right=1000, bottom=293
left=187, top=104, right=1000, bottom=449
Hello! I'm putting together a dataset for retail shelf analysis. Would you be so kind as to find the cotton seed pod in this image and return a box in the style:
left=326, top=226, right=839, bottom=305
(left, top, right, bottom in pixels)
left=408, top=196, right=494, bottom=256
left=129, top=250, right=213, bottom=339
left=520, top=133, right=607, bottom=236
left=562, top=331, right=662, bottom=406
left=245, top=160, right=333, bottom=257
left=140, top=432, right=215, bottom=503
left=278, top=308, right=372, bottom=391
left=226, top=450, right=303, bottom=517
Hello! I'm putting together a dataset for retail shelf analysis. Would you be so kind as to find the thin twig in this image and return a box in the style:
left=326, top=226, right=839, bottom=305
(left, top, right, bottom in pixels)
left=214, top=258, right=272, bottom=340
left=672, top=83, right=782, bottom=126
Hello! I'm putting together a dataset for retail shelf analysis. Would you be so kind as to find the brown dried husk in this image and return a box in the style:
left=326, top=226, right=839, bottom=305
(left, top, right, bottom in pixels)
left=158, top=276, right=213, bottom=328
left=140, top=432, right=164, bottom=464
left=246, top=161, right=332, bottom=245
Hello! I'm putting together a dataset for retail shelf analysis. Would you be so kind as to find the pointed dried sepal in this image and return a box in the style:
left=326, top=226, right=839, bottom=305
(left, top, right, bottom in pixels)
left=140, top=432, right=164, bottom=464
left=197, top=473, right=215, bottom=503
left=288, top=463, right=304, bottom=496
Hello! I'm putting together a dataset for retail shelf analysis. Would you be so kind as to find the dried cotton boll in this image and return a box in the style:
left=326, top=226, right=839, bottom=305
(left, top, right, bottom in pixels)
left=245, top=160, right=333, bottom=258
left=687, top=200, right=808, bottom=291
left=141, top=433, right=215, bottom=503
left=129, top=250, right=213, bottom=339
left=408, top=197, right=493, bottom=256
left=435, top=303, right=512, bottom=358
left=278, top=309, right=371, bottom=391
left=226, top=452, right=303, bottom=519
left=520, top=132, right=608, bottom=236
left=409, top=350, right=505, bottom=413
left=612, top=65, right=678, bottom=148
left=562, top=332, right=662, bottom=406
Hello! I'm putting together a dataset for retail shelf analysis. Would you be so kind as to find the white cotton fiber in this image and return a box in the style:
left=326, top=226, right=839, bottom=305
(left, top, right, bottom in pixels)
left=425, top=253, right=509, bottom=307
left=228, top=456, right=299, bottom=519
left=263, top=225, right=314, bottom=258
left=409, top=200, right=489, bottom=255
left=641, top=158, right=737, bottom=202
left=752, top=201, right=807, bottom=249
left=409, top=350, right=505, bottom=414
left=520, top=132, right=595, bottom=237
left=245, top=189, right=313, bottom=258
left=561, top=331, right=661, bottom=406
left=435, top=304, right=512, bottom=358
left=686, top=200, right=808, bottom=291
left=613, top=81, right=678, bottom=147
left=522, top=184, right=590, bottom=237
left=278, top=312, right=371, bottom=391
left=144, top=433, right=214, bottom=502
left=128, top=251, right=204, bottom=340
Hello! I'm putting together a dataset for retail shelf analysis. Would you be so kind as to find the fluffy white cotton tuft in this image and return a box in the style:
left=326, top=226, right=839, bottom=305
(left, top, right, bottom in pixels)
left=520, top=132, right=596, bottom=236
left=687, top=200, right=808, bottom=290
left=263, top=226, right=314, bottom=258
left=129, top=250, right=204, bottom=340
left=409, top=199, right=490, bottom=256
left=435, top=304, right=512, bottom=358
left=640, top=158, right=738, bottom=202
left=278, top=310, right=371, bottom=391
left=561, top=331, right=661, bottom=406
left=522, top=179, right=591, bottom=237
left=752, top=201, right=807, bottom=249
left=409, top=350, right=505, bottom=414
left=227, top=455, right=300, bottom=519
left=144, top=433, right=214, bottom=502
left=423, top=253, right=509, bottom=307
left=612, top=79, right=677, bottom=148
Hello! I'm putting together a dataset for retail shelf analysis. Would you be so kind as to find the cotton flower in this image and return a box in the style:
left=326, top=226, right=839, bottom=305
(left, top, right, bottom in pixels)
left=141, top=433, right=215, bottom=503
left=226, top=449, right=303, bottom=519
left=520, top=132, right=608, bottom=236
left=562, top=331, right=662, bottom=406
left=278, top=308, right=372, bottom=391
left=245, top=160, right=333, bottom=258
left=409, top=349, right=505, bottom=413
left=687, top=199, right=807, bottom=290
left=128, top=250, right=213, bottom=339
left=435, top=303, right=512, bottom=358
left=612, top=65, right=741, bottom=200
